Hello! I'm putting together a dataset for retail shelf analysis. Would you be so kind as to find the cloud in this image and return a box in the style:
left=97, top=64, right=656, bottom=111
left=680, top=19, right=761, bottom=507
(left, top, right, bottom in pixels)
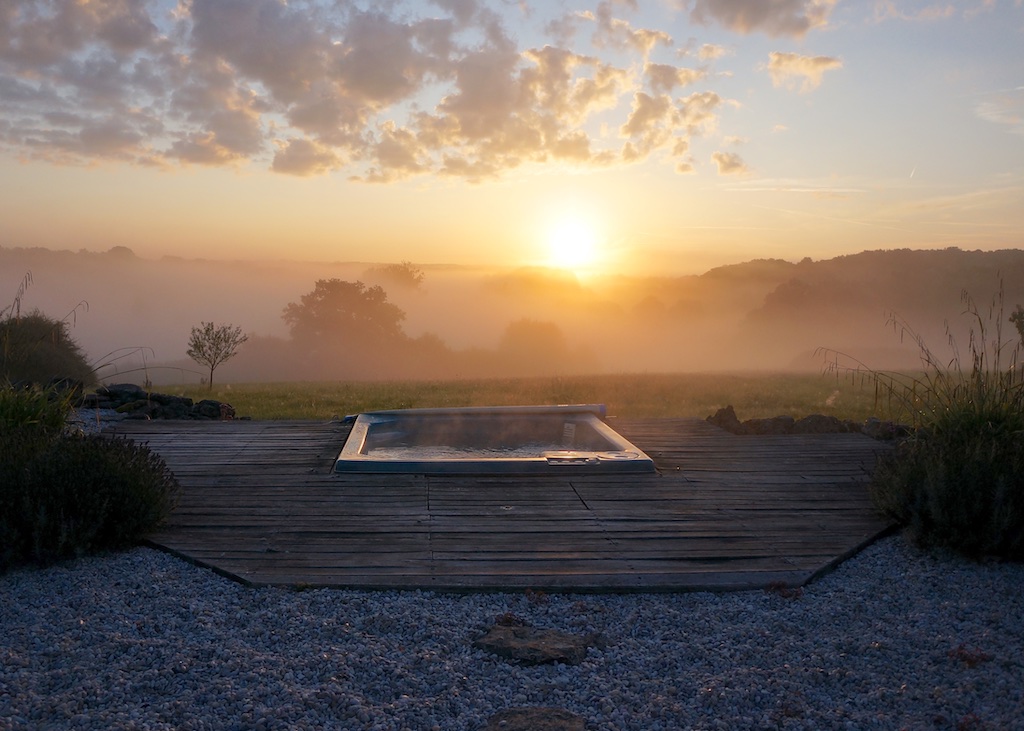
left=619, top=89, right=725, bottom=164
left=871, top=1, right=956, bottom=22
left=697, top=43, right=730, bottom=60
left=711, top=150, right=749, bottom=174
left=620, top=92, right=675, bottom=160
left=0, top=0, right=766, bottom=181
left=975, top=90, right=1024, bottom=135
left=645, top=62, right=706, bottom=94
left=272, top=137, right=341, bottom=177
left=766, top=51, right=843, bottom=92
left=679, top=0, right=837, bottom=38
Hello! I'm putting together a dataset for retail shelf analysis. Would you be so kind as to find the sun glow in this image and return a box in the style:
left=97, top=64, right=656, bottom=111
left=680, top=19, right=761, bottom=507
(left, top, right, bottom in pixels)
left=546, top=217, right=600, bottom=272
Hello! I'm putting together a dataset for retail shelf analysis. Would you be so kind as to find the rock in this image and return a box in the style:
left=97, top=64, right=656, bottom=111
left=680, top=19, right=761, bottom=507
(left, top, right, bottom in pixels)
left=793, top=414, right=848, bottom=434
left=149, top=392, right=193, bottom=408
left=706, top=405, right=743, bottom=433
left=115, top=399, right=154, bottom=415
left=78, top=386, right=239, bottom=421
left=98, top=383, right=148, bottom=401
left=193, top=399, right=224, bottom=419
left=473, top=625, right=599, bottom=666
left=482, top=708, right=586, bottom=731
left=708, top=407, right=908, bottom=441
left=156, top=400, right=192, bottom=419
left=742, top=415, right=795, bottom=435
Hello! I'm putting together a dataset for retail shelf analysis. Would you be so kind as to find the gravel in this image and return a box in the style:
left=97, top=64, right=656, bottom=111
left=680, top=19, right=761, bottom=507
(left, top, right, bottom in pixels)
left=2, top=534, right=1022, bottom=730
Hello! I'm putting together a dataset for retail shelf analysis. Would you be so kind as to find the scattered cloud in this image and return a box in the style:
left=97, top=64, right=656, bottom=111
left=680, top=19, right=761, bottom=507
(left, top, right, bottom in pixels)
left=697, top=43, right=730, bottom=60
left=873, top=0, right=1016, bottom=22
left=678, top=0, right=838, bottom=38
left=645, top=62, right=706, bottom=94
left=872, top=1, right=956, bottom=22
left=0, top=0, right=830, bottom=182
left=712, top=150, right=749, bottom=174
left=766, top=52, right=843, bottom=92
left=581, top=2, right=674, bottom=55
left=272, top=137, right=342, bottom=177
left=975, top=89, right=1024, bottom=135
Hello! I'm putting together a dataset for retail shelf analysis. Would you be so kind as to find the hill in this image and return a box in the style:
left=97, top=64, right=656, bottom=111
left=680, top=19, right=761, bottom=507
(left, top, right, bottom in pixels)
left=2, top=245, right=1022, bottom=382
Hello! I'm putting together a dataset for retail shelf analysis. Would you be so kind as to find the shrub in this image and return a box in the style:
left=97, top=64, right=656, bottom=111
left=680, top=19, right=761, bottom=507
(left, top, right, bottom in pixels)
left=824, top=285, right=1024, bottom=560
left=0, top=381, right=73, bottom=436
left=1, top=311, right=96, bottom=387
left=0, top=386, right=178, bottom=571
left=871, top=407, right=1024, bottom=559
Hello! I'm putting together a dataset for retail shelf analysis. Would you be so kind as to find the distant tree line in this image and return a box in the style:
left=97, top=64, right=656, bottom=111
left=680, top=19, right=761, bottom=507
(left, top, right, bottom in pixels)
left=212, top=277, right=594, bottom=383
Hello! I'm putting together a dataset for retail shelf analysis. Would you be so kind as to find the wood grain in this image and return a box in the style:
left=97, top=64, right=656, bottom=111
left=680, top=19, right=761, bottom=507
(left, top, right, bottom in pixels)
left=111, top=417, right=893, bottom=592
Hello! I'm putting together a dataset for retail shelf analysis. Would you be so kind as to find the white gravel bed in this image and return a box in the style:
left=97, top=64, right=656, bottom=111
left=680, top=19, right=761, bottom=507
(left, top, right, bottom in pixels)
left=2, top=535, right=1022, bottom=730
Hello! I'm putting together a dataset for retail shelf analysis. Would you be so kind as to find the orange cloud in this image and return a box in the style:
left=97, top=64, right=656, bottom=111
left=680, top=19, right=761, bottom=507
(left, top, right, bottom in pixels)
left=0, top=0, right=749, bottom=181
left=712, top=150, right=749, bottom=174
left=766, top=51, right=843, bottom=92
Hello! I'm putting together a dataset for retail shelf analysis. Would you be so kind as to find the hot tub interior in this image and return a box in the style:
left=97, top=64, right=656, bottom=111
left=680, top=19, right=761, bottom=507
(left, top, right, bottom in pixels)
left=334, top=404, right=655, bottom=474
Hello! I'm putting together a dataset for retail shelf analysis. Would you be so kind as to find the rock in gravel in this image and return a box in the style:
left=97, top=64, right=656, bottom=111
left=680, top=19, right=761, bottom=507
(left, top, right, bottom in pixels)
left=473, top=624, right=598, bottom=666
left=482, top=707, right=586, bottom=731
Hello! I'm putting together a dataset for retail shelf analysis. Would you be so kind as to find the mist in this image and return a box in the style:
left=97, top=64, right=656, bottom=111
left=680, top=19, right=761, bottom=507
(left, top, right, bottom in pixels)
left=4, top=246, right=1023, bottom=387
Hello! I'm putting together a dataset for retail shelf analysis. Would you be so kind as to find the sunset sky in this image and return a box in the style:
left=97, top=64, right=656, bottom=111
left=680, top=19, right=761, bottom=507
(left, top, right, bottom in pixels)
left=1, top=0, right=1022, bottom=275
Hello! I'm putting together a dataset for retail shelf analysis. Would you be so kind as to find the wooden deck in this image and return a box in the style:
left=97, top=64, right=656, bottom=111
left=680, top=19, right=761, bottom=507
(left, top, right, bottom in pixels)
left=116, top=418, right=893, bottom=592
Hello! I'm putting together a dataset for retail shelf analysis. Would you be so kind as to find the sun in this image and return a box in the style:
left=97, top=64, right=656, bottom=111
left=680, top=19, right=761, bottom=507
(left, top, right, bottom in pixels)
left=546, top=217, right=600, bottom=272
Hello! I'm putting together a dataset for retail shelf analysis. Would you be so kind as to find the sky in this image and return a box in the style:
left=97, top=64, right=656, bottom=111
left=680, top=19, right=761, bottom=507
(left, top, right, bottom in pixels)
left=0, top=0, right=1022, bottom=276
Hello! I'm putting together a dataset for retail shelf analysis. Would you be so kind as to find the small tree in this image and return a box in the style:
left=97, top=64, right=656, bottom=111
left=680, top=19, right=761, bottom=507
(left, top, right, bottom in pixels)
left=186, top=322, right=247, bottom=390
left=1011, top=305, right=1024, bottom=346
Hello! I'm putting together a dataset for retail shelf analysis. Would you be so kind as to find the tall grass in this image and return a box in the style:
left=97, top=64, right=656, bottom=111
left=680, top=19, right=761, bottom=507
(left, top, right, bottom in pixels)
left=823, top=285, right=1024, bottom=560
left=157, top=372, right=891, bottom=421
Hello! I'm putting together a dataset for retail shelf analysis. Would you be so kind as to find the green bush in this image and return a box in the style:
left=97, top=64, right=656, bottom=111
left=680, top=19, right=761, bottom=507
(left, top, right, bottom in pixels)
left=831, top=286, right=1024, bottom=560
left=1, top=311, right=96, bottom=387
left=0, top=380, right=72, bottom=435
left=0, top=386, right=179, bottom=572
left=871, top=399, right=1024, bottom=560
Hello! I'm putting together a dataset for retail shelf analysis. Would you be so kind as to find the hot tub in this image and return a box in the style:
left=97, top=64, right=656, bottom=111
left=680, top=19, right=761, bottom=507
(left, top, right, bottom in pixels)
left=334, top=404, right=655, bottom=474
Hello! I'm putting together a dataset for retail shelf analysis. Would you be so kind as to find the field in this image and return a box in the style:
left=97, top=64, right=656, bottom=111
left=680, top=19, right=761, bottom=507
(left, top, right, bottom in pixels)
left=158, top=372, right=901, bottom=422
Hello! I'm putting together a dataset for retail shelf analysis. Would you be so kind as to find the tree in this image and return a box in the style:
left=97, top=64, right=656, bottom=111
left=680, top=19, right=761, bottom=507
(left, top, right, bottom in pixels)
left=282, top=279, right=405, bottom=345
left=497, top=319, right=571, bottom=375
left=365, top=261, right=425, bottom=290
left=186, top=322, right=247, bottom=390
left=1011, top=305, right=1024, bottom=346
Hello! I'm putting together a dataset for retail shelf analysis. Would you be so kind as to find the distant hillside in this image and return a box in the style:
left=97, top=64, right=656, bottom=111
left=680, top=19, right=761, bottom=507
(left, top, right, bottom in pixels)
left=2, top=245, right=1022, bottom=380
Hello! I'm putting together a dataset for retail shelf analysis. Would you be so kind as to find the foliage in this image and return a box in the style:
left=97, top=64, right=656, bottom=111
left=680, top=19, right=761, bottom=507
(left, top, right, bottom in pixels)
left=0, top=381, right=73, bottom=436
left=186, top=321, right=248, bottom=390
left=497, top=319, right=575, bottom=376
left=1, top=272, right=95, bottom=387
left=365, top=261, right=425, bottom=289
left=1, top=311, right=95, bottom=387
left=823, top=285, right=1024, bottom=561
left=1010, top=304, right=1024, bottom=345
left=1, top=383, right=178, bottom=572
left=282, top=279, right=406, bottom=345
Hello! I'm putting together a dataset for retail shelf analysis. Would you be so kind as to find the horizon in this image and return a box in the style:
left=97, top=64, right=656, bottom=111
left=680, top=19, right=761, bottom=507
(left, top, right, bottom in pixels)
left=1, top=1, right=1022, bottom=277
left=5, top=244, right=1024, bottom=384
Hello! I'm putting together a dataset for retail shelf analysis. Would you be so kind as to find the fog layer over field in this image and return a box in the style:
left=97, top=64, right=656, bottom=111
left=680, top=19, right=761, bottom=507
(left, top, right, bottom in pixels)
left=4, top=246, right=1023, bottom=385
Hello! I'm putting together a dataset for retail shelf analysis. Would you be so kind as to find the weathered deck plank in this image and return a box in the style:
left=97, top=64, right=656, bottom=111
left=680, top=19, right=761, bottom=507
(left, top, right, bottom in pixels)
left=114, top=417, right=893, bottom=592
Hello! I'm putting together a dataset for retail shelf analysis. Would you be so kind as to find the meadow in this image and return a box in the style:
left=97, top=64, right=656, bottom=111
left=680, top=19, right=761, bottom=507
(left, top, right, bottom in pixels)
left=158, top=371, right=897, bottom=422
